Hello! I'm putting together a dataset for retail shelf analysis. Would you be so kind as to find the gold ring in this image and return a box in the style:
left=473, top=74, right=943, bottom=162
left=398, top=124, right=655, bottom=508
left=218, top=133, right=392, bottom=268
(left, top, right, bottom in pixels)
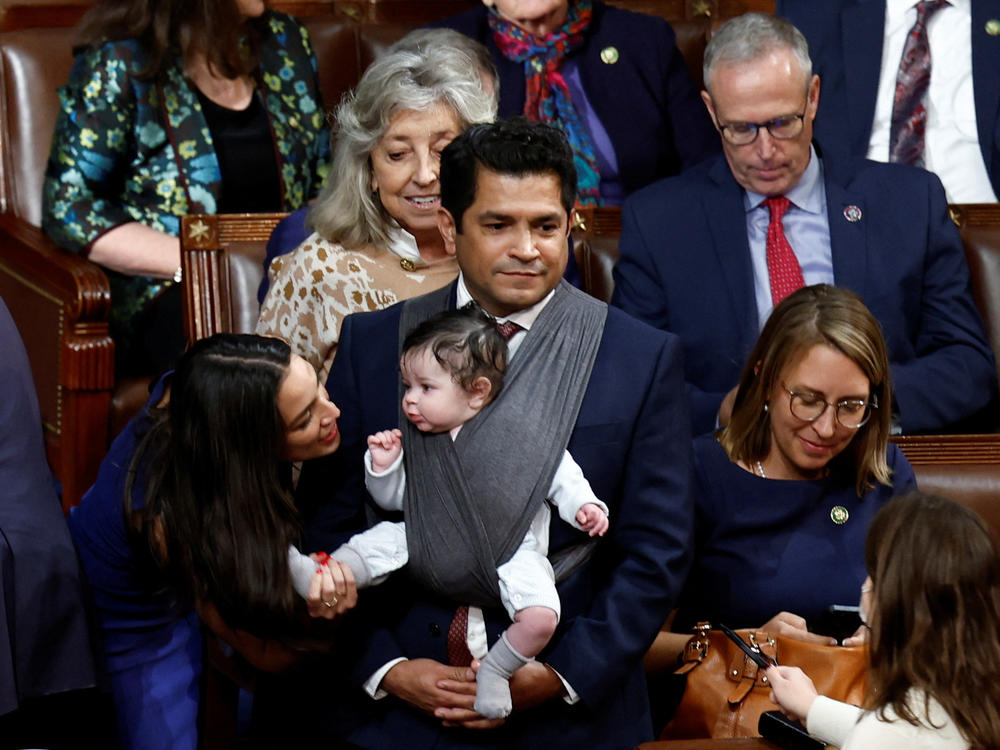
left=323, top=600, right=333, bottom=608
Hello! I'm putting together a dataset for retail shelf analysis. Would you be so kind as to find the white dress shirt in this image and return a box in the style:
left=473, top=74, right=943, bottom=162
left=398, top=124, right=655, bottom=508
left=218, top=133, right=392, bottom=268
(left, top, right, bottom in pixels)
left=868, top=0, right=996, bottom=202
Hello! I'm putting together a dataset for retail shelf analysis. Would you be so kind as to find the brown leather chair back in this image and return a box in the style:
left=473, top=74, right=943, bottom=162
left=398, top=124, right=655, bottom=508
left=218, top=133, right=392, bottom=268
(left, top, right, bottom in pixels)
left=671, top=17, right=712, bottom=90
left=572, top=206, right=622, bottom=304
left=302, top=16, right=365, bottom=114
left=914, top=463, right=1000, bottom=543
left=0, top=25, right=75, bottom=224
left=357, top=21, right=424, bottom=70
left=951, top=204, right=1000, bottom=385
left=896, top=434, right=1000, bottom=545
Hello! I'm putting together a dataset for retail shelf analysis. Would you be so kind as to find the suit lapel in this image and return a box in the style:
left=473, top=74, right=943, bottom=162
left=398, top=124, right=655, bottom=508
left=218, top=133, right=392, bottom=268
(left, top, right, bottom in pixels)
left=705, top=158, right=756, bottom=338
left=972, top=0, right=1000, bottom=177
left=841, top=0, right=886, bottom=155
left=824, top=159, right=868, bottom=298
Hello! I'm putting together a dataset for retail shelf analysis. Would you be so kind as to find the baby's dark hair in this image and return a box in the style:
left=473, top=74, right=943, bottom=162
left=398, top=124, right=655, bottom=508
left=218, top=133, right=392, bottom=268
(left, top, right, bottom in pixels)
left=402, top=307, right=507, bottom=402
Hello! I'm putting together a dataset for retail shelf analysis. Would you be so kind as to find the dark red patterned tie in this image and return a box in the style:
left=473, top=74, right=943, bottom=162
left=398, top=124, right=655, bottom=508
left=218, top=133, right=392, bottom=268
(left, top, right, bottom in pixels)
left=889, top=0, right=949, bottom=167
left=764, top=196, right=805, bottom=306
left=446, top=605, right=473, bottom=666
left=494, top=319, right=522, bottom=341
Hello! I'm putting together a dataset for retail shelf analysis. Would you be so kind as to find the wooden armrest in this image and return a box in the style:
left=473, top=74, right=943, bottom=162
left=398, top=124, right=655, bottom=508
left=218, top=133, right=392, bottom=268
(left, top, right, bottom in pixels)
left=0, top=213, right=111, bottom=320
left=0, top=212, right=113, bottom=510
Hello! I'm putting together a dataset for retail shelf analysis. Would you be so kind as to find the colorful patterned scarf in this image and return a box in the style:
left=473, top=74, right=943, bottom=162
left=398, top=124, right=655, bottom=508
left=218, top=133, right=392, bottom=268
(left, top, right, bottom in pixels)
left=489, top=0, right=602, bottom=206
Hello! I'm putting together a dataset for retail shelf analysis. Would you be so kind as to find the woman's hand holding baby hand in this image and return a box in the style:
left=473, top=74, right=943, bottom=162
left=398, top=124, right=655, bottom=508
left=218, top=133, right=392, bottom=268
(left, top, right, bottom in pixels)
left=306, top=554, right=357, bottom=619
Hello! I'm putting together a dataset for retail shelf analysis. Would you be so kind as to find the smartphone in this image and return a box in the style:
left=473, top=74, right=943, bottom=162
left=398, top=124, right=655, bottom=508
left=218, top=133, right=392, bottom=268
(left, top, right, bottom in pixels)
left=814, top=604, right=862, bottom=643
left=719, top=623, right=775, bottom=670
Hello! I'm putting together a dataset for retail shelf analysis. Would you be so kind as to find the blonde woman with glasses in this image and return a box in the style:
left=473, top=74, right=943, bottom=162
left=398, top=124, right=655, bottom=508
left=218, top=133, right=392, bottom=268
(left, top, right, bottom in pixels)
left=649, top=285, right=916, bottom=672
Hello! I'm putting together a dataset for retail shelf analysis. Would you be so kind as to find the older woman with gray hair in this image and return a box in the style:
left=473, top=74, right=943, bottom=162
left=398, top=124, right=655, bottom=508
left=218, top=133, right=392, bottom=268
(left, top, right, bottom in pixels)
left=257, top=33, right=497, bottom=377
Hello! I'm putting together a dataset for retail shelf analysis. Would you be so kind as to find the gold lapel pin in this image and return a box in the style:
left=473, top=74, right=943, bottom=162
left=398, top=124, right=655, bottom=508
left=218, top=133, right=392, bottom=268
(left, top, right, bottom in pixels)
left=986, top=18, right=1000, bottom=35
left=600, top=46, right=619, bottom=65
left=830, top=505, right=850, bottom=525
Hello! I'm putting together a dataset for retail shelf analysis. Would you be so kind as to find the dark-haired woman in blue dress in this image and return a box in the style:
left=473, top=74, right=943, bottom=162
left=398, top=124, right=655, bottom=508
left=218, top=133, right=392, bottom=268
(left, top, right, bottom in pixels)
left=68, top=334, right=356, bottom=750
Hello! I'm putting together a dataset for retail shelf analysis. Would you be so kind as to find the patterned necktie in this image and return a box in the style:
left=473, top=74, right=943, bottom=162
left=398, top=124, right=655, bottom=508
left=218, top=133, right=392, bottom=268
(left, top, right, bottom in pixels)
left=494, top=319, right=523, bottom=341
left=764, top=196, right=805, bottom=306
left=446, top=605, right=474, bottom=666
left=889, top=0, right=949, bottom=167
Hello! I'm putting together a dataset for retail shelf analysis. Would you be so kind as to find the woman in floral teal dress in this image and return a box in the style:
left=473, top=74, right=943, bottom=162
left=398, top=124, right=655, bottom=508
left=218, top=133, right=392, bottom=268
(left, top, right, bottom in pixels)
left=43, top=0, right=329, bottom=377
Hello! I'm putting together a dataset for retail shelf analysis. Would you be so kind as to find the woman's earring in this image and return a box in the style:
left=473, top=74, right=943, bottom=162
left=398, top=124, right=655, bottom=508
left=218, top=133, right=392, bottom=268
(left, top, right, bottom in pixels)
left=763, top=401, right=769, bottom=413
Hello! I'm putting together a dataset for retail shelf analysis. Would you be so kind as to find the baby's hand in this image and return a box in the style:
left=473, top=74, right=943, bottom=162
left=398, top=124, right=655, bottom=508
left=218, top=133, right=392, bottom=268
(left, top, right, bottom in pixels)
left=576, top=503, right=609, bottom=537
left=367, top=429, right=403, bottom=472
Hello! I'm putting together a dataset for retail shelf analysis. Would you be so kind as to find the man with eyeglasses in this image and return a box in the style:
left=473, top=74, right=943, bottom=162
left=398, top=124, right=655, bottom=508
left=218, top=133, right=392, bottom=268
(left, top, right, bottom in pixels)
left=612, top=12, right=996, bottom=436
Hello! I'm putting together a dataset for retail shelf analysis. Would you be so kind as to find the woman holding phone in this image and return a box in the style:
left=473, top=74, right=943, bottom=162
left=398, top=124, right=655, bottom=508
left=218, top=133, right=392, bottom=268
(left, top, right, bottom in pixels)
left=647, top=285, right=916, bottom=677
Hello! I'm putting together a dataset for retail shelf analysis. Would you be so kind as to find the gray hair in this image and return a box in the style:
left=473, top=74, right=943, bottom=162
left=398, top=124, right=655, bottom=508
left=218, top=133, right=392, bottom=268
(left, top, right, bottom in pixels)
left=703, top=13, right=812, bottom=94
left=308, top=42, right=497, bottom=249
left=390, top=28, right=499, bottom=108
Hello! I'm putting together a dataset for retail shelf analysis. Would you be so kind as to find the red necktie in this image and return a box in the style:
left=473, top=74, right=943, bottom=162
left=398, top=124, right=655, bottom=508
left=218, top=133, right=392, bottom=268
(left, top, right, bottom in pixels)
left=764, top=196, right=805, bottom=306
left=889, top=0, right=949, bottom=167
left=446, top=605, right=473, bottom=666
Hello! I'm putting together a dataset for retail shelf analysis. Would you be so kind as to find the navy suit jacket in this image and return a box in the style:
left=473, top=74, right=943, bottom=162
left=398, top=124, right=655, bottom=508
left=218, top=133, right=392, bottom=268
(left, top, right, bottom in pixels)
left=296, top=283, right=693, bottom=749
left=612, top=151, right=996, bottom=436
left=435, top=2, right=719, bottom=196
left=778, top=0, right=1000, bottom=198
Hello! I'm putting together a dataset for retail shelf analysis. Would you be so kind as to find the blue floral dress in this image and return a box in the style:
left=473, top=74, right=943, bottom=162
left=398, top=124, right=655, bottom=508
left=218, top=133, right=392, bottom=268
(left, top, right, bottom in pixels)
left=42, top=11, right=330, bottom=361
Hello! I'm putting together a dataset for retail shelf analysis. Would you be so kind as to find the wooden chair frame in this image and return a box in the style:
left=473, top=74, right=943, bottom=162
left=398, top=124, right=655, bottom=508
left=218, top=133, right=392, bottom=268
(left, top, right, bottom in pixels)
left=0, top=213, right=113, bottom=512
left=180, top=213, right=287, bottom=346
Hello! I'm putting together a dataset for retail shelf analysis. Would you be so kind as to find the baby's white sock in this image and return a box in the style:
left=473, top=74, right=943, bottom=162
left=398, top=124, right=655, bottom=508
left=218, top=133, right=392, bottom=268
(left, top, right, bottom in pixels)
left=474, top=632, right=531, bottom=719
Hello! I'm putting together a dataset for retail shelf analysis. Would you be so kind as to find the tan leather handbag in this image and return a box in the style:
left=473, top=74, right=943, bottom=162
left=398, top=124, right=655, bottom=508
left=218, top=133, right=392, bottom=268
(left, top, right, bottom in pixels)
left=661, top=622, right=868, bottom=739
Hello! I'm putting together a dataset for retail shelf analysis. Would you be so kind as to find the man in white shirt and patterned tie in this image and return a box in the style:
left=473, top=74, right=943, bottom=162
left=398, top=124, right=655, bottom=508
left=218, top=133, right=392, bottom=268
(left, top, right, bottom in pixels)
left=779, top=0, right=1000, bottom=203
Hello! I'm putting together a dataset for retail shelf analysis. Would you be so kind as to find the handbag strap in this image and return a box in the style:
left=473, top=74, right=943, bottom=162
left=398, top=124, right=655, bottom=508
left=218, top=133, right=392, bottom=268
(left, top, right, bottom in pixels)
left=675, top=622, right=713, bottom=675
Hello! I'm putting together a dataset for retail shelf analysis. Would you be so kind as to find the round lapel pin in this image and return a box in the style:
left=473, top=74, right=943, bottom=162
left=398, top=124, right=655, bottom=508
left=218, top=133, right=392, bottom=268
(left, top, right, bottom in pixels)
left=986, top=18, right=1000, bottom=35
left=843, top=205, right=862, bottom=223
left=600, top=46, right=619, bottom=64
left=830, top=505, right=850, bottom=525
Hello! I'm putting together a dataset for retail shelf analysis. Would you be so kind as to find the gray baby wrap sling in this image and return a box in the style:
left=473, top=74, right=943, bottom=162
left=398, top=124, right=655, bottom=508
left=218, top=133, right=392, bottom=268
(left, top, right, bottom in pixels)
left=399, top=280, right=607, bottom=606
